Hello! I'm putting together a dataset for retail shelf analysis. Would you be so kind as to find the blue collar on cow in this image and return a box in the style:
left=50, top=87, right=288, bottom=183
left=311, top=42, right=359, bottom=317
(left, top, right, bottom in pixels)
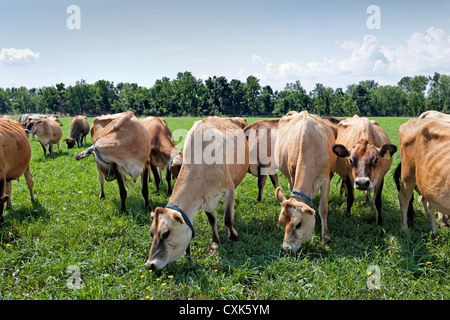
left=165, top=202, right=194, bottom=255
left=92, top=138, right=109, bottom=165
left=290, top=190, right=313, bottom=207
left=167, top=150, right=181, bottom=168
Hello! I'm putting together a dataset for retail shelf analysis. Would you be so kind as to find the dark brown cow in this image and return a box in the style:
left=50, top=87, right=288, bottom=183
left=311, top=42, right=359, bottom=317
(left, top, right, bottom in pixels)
left=64, top=116, right=90, bottom=149
left=332, top=115, right=397, bottom=225
left=244, top=119, right=279, bottom=202
left=0, top=119, right=34, bottom=225
left=75, top=111, right=151, bottom=212
left=139, top=116, right=183, bottom=194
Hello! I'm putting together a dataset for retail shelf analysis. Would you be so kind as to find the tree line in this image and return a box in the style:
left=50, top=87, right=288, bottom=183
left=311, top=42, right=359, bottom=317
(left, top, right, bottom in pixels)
left=1, top=71, right=449, bottom=117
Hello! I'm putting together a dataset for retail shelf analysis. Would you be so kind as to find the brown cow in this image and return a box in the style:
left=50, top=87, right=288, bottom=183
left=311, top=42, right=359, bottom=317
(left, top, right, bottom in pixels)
left=0, top=119, right=34, bottom=225
left=139, top=116, right=183, bottom=194
left=332, top=115, right=397, bottom=225
left=25, top=118, right=63, bottom=156
left=145, top=116, right=249, bottom=270
left=64, top=116, right=90, bottom=149
left=244, top=118, right=279, bottom=202
left=74, top=111, right=151, bottom=212
left=274, top=111, right=337, bottom=252
left=394, top=110, right=450, bottom=229
left=396, top=118, right=450, bottom=236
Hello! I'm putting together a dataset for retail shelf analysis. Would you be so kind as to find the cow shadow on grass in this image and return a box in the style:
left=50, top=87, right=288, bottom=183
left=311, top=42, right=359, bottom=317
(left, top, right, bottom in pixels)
left=0, top=200, right=50, bottom=243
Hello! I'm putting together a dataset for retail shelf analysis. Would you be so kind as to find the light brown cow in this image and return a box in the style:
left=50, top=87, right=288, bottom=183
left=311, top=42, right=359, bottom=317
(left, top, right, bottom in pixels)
left=145, top=116, right=249, bottom=270
left=64, top=116, right=90, bottom=149
left=25, top=118, right=63, bottom=156
left=244, top=119, right=279, bottom=202
left=396, top=118, right=450, bottom=236
left=274, top=111, right=337, bottom=252
left=332, top=115, right=397, bottom=225
left=75, top=111, right=151, bottom=212
left=139, top=116, right=183, bottom=194
left=395, top=110, right=450, bottom=229
left=0, top=119, right=34, bottom=225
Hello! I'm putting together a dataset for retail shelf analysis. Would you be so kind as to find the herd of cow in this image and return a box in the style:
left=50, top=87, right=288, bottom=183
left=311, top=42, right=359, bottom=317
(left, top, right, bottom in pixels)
left=0, top=110, right=449, bottom=271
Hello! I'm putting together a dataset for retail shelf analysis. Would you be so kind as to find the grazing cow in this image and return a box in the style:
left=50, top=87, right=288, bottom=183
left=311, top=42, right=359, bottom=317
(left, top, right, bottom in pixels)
left=25, top=118, right=63, bottom=156
left=244, top=119, right=279, bottom=202
left=75, top=111, right=151, bottom=212
left=0, top=115, right=11, bottom=120
left=0, top=119, right=34, bottom=225
left=145, top=116, right=249, bottom=270
left=395, top=118, right=450, bottom=235
left=139, top=116, right=183, bottom=195
left=64, top=116, right=90, bottom=149
left=274, top=111, right=337, bottom=252
left=332, top=115, right=397, bottom=225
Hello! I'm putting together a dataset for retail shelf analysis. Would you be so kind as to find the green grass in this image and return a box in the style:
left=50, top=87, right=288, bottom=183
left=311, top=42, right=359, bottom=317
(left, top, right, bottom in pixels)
left=0, top=115, right=448, bottom=300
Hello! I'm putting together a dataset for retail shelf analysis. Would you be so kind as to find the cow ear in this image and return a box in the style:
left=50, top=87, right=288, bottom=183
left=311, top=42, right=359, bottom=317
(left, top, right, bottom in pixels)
left=37, top=120, right=43, bottom=124
left=275, top=187, right=286, bottom=203
left=304, top=206, right=315, bottom=216
left=332, top=144, right=350, bottom=158
left=152, top=207, right=166, bottom=218
left=375, top=144, right=398, bottom=159
left=171, top=211, right=185, bottom=225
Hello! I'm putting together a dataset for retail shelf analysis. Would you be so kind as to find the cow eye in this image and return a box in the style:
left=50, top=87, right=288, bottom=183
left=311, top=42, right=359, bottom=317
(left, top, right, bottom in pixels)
left=295, top=222, right=302, bottom=229
left=349, top=158, right=356, bottom=166
left=150, top=231, right=154, bottom=238
left=372, top=157, right=378, bottom=165
left=161, top=230, right=170, bottom=240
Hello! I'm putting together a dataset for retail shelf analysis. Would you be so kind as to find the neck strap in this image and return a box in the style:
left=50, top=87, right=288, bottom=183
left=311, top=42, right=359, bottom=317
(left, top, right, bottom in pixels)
left=290, top=189, right=313, bottom=207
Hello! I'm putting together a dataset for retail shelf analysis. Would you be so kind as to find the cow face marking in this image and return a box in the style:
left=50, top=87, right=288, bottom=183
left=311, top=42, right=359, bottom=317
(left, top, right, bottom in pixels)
left=333, top=140, right=397, bottom=191
left=24, top=121, right=38, bottom=135
left=145, top=207, right=192, bottom=270
left=169, top=154, right=183, bottom=178
left=275, top=187, right=316, bottom=253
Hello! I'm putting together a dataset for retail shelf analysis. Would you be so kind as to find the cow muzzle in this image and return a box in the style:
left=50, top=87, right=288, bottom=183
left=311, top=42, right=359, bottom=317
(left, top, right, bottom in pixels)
left=354, top=177, right=373, bottom=190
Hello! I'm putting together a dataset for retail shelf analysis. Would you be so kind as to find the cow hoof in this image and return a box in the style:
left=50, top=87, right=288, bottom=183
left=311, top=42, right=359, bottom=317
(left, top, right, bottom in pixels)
left=209, top=242, right=219, bottom=254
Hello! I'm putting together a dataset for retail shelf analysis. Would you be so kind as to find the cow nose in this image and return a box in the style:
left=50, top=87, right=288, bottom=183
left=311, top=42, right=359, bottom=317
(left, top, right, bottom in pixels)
left=355, top=178, right=371, bottom=190
left=281, top=245, right=292, bottom=254
left=24, top=129, right=29, bottom=134
left=145, top=261, right=156, bottom=271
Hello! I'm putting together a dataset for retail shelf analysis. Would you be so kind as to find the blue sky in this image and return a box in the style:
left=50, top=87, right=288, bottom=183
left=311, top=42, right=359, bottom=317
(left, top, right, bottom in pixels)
left=1, top=0, right=450, bottom=91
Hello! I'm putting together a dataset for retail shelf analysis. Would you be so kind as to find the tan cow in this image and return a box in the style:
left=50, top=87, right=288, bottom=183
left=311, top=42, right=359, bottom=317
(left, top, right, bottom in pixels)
left=244, top=119, right=279, bottom=202
left=396, top=118, right=450, bottom=236
left=139, top=116, right=183, bottom=194
left=274, top=111, right=337, bottom=252
left=0, top=119, right=34, bottom=225
left=75, top=111, right=151, bottom=212
left=25, top=118, right=63, bottom=156
left=394, top=110, right=450, bottom=229
left=145, top=116, right=249, bottom=270
left=64, top=116, right=90, bottom=149
left=332, top=115, right=397, bottom=225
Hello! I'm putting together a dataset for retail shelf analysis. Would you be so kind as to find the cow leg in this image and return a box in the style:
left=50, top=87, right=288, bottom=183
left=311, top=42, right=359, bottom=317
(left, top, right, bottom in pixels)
left=0, top=174, right=7, bottom=226
left=438, top=212, right=449, bottom=228
left=223, top=187, right=238, bottom=241
left=141, top=166, right=150, bottom=210
left=319, top=181, right=331, bottom=244
left=257, top=173, right=268, bottom=202
left=398, top=179, right=415, bottom=233
left=24, top=166, right=34, bottom=202
left=97, top=166, right=106, bottom=199
left=113, top=164, right=127, bottom=212
left=150, top=164, right=160, bottom=192
left=345, top=177, right=354, bottom=216
left=40, top=141, right=47, bottom=156
left=373, top=178, right=384, bottom=226
left=5, top=181, right=12, bottom=209
left=421, top=198, right=439, bottom=236
left=49, top=142, right=54, bottom=156
left=165, top=169, right=172, bottom=195
left=205, top=211, right=220, bottom=252
left=269, top=173, right=279, bottom=189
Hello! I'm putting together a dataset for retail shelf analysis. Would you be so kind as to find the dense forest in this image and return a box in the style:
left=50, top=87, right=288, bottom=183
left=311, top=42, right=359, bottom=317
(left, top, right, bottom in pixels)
left=1, top=71, right=449, bottom=117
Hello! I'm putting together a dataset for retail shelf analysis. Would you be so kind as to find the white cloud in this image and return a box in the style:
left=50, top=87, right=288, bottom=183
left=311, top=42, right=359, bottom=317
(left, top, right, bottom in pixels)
left=255, top=27, right=450, bottom=91
left=0, top=48, right=39, bottom=66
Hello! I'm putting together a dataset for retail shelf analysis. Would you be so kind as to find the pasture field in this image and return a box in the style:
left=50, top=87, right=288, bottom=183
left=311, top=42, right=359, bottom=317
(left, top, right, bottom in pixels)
left=0, top=115, right=448, bottom=300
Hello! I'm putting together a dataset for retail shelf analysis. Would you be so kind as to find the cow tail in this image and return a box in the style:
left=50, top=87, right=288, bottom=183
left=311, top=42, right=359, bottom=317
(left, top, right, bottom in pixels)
left=392, top=162, right=416, bottom=227
left=74, top=146, right=94, bottom=160
left=393, top=163, right=402, bottom=191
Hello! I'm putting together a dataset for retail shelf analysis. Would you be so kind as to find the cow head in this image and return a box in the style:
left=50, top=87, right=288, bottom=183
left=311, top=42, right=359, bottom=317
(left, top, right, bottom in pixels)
left=275, top=187, right=316, bottom=253
left=64, top=137, right=76, bottom=149
left=145, top=207, right=192, bottom=270
left=332, top=139, right=397, bottom=190
left=24, top=120, right=41, bottom=135
left=169, top=153, right=183, bottom=178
